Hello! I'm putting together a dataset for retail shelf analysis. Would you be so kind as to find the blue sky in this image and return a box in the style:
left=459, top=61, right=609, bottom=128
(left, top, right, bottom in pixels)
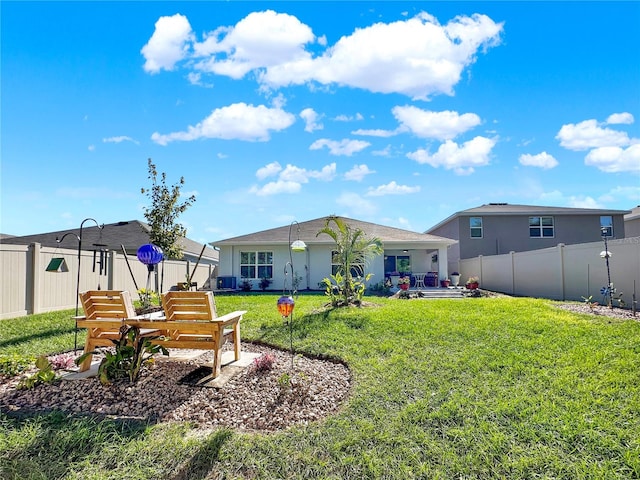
left=2, top=1, right=639, bottom=244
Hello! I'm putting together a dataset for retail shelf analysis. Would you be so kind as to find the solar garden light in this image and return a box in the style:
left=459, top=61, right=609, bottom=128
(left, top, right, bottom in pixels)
left=276, top=221, right=307, bottom=369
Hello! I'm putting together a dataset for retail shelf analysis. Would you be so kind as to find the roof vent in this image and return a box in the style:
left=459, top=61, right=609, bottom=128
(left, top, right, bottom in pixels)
left=117, top=221, right=129, bottom=226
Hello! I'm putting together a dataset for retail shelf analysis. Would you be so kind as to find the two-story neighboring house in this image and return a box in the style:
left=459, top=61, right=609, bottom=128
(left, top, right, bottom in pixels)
left=625, top=206, right=640, bottom=237
left=426, top=203, right=631, bottom=274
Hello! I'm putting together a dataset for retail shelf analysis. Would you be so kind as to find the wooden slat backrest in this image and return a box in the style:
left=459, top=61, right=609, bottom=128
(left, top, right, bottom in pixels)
left=161, top=291, right=218, bottom=322
left=79, top=290, right=136, bottom=319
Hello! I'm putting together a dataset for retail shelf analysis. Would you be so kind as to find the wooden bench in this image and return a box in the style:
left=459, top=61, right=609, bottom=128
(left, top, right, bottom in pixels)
left=75, top=290, right=246, bottom=378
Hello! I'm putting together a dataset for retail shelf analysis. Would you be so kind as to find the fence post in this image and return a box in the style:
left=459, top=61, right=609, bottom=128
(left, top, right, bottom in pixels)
left=510, top=251, right=516, bottom=295
left=557, top=243, right=566, bottom=300
left=29, top=243, right=41, bottom=315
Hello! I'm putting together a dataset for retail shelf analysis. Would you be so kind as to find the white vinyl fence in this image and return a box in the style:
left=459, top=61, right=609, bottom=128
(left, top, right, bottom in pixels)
left=0, top=243, right=217, bottom=319
left=459, top=236, right=640, bottom=307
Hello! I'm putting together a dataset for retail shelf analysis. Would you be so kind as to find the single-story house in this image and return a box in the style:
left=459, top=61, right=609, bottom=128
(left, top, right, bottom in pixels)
left=426, top=203, right=631, bottom=274
left=2, top=220, right=219, bottom=273
left=212, top=216, right=457, bottom=291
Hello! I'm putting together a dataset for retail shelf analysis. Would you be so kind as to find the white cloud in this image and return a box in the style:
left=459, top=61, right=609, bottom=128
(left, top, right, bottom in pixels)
left=309, top=138, right=370, bottom=156
left=193, top=10, right=315, bottom=79
left=263, top=12, right=503, bottom=99
left=88, top=145, right=95, bottom=151
left=103, top=136, right=139, bottom=145
left=256, top=161, right=282, bottom=180
left=335, top=113, right=364, bottom=122
left=300, top=108, right=323, bottom=132
left=407, top=136, right=496, bottom=175
left=372, top=145, right=392, bottom=156
left=566, top=196, right=603, bottom=209
left=352, top=128, right=398, bottom=138
left=538, top=187, right=640, bottom=210
left=606, top=112, right=634, bottom=125
left=335, top=192, right=377, bottom=216
left=187, top=72, right=213, bottom=87
left=147, top=11, right=503, bottom=99
left=366, top=181, right=421, bottom=196
left=556, top=119, right=631, bottom=151
left=312, top=163, right=337, bottom=181
left=251, top=162, right=336, bottom=196
left=585, top=144, right=640, bottom=173
left=141, top=14, right=194, bottom=73
left=601, top=185, right=640, bottom=204
left=250, top=180, right=301, bottom=196
left=151, top=102, right=295, bottom=145
left=344, top=164, right=375, bottom=181
left=279, top=163, right=336, bottom=182
left=518, top=152, right=558, bottom=169
left=280, top=164, right=312, bottom=183
left=392, top=106, right=481, bottom=140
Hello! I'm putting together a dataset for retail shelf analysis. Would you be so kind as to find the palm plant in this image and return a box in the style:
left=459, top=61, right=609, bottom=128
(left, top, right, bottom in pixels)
left=316, top=216, right=383, bottom=306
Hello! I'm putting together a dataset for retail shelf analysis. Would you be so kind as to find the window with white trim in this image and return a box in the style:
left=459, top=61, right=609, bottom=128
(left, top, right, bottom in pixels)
left=240, top=251, right=273, bottom=279
left=529, top=216, right=554, bottom=238
left=470, top=217, right=483, bottom=238
left=331, top=250, right=364, bottom=277
left=600, top=216, right=613, bottom=237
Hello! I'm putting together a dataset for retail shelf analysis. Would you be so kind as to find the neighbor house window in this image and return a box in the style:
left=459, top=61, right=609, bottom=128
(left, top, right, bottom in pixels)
left=240, top=251, right=273, bottom=279
left=470, top=217, right=483, bottom=238
left=600, top=216, right=613, bottom=237
left=529, top=216, right=554, bottom=237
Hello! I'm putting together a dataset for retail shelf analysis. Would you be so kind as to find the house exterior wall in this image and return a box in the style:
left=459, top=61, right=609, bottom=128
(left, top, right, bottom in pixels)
left=428, top=219, right=460, bottom=274
left=435, top=213, right=626, bottom=261
left=626, top=214, right=640, bottom=237
left=220, top=243, right=387, bottom=291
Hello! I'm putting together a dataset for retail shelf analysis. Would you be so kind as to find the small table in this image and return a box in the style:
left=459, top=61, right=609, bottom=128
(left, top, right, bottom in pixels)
left=413, top=273, right=427, bottom=289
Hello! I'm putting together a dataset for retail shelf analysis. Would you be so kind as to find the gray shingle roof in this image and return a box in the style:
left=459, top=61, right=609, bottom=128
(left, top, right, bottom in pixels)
left=1, top=220, right=217, bottom=260
left=427, top=203, right=632, bottom=233
left=460, top=203, right=630, bottom=216
left=213, top=216, right=455, bottom=246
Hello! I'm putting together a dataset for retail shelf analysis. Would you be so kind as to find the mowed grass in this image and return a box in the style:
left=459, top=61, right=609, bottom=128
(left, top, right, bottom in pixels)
left=1, top=295, right=639, bottom=479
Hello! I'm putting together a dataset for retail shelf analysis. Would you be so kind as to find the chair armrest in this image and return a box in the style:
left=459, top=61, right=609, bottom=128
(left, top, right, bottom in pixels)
left=213, top=310, right=247, bottom=325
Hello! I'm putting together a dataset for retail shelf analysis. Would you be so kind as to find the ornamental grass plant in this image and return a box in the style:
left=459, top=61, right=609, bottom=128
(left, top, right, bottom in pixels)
left=1, top=294, right=639, bottom=479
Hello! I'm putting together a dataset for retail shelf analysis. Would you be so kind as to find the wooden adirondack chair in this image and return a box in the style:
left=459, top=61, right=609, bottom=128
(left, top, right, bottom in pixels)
left=160, top=291, right=245, bottom=378
left=75, top=290, right=160, bottom=372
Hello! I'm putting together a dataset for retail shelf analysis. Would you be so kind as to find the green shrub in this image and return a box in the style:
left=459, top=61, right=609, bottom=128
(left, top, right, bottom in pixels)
left=0, top=353, right=35, bottom=377
left=16, top=356, right=57, bottom=389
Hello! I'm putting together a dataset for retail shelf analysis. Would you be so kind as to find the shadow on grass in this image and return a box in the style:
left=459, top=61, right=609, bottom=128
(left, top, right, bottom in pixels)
left=0, top=410, right=151, bottom=480
left=0, top=326, right=77, bottom=350
left=170, top=429, right=234, bottom=480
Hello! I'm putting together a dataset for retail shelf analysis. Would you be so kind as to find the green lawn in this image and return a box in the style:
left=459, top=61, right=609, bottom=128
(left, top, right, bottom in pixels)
left=1, top=295, right=639, bottom=479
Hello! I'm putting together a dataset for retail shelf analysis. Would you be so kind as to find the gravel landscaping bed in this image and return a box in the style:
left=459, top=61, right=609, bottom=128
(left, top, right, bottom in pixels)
left=555, top=303, right=638, bottom=320
left=0, top=342, right=352, bottom=433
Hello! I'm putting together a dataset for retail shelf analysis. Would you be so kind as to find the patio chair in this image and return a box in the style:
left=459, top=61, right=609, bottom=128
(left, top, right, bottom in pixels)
left=76, top=290, right=159, bottom=371
left=160, top=290, right=245, bottom=378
